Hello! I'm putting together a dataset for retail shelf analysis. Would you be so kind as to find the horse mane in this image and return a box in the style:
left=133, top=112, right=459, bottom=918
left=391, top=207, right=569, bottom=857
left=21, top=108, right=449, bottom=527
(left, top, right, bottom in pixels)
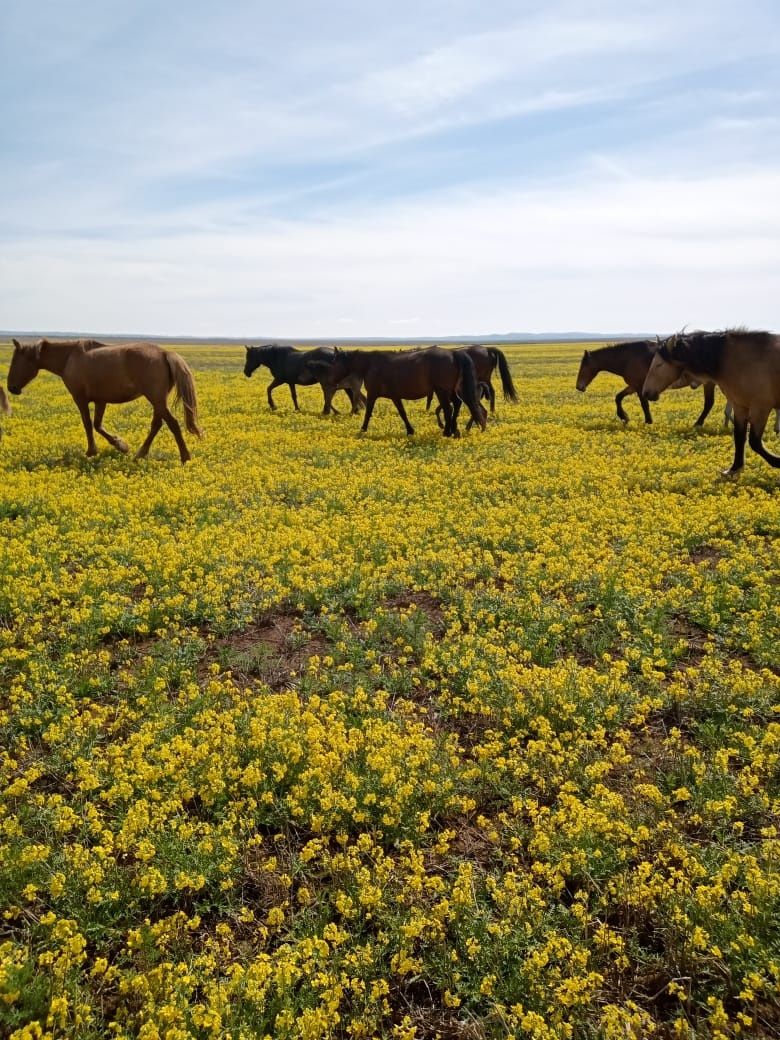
left=588, top=339, right=653, bottom=359
left=662, top=328, right=772, bottom=375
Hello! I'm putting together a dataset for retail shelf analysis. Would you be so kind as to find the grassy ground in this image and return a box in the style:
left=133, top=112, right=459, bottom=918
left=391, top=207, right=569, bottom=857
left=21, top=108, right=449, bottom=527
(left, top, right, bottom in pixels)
left=1, top=341, right=779, bottom=1039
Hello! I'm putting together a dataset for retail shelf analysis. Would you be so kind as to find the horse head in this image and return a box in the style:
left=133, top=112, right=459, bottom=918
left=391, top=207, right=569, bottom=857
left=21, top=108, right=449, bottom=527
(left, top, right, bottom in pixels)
left=575, top=349, right=594, bottom=392
left=7, top=339, right=42, bottom=395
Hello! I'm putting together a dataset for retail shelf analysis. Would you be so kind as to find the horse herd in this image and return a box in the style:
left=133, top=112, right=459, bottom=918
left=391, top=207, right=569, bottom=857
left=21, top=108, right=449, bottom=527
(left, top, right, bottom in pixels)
left=2, top=329, right=779, bottom=475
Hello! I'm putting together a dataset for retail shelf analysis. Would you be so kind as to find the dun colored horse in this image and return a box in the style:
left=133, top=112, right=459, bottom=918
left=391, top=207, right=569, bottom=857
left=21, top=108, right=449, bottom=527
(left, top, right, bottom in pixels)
left=244, top=344, right=365, bottom=414
left=7, top=339, right=202, bottom=463
left=426, top=344, right=518, bottom=427
left=576, top=339, right=715, bottom=425
left=643, top=329, right=780, bottom=475
left=315, top=346, right=486, bottom=436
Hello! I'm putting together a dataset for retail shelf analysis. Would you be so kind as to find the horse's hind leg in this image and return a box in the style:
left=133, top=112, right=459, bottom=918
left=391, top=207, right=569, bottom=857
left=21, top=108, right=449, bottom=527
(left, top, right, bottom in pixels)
left=93, top=402, right=129, bottom=453
left=748, top=410, right=780, bottom=468
left=615, top=387, right=633, bottom=423
left=392, top=398, right=415, bottom=436
left=724, top=401, right=733, bottom=427
left=135, top=414, right=163, bottom=459
left=774, top=408, right=780, bottom=435
left=488, top=381, right=496, bottom=414
left=694, top=382, right=716, bottom=427
left=161, top=408, right=191, bottom=463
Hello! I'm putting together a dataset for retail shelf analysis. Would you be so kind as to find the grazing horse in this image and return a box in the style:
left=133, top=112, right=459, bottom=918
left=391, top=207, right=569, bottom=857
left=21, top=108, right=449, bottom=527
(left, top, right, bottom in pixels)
left=243, top=344, right=365, bottom=414
left=426, top=344, right=519, bottom=427
left=576, top=339, right=716, bottom=425
left=316, top=347, right=486, bottom=437
left=643, top=329, right=780, bottom=476
left=7, top=338, right=202, bottom=463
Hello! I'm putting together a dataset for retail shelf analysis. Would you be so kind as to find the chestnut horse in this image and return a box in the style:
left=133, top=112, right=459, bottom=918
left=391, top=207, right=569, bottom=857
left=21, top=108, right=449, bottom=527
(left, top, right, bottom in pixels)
left=0, top=384, right=9, bottom=438
left=576, top=339, right=715, bottom=425
left=7, top=338, right=202, bottom=463
left=643, top=329, right=780, bottom=476
left=315, top=347, right=486, bottom=436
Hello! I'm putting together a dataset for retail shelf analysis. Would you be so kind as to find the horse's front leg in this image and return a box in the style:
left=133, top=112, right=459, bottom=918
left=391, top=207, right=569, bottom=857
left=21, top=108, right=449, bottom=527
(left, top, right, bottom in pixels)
left=74, top=396, right=99, bottom=456
left=694, top=382, right=715, bottom=427
left=267, top=378, right=283, bottom=410
left=289, top=383, right=301, bottom=411
left=615, top=387, right=632, bottom=423
left=724, top=406, right=748, bottom=477
left=321, top=383, right=338, bottom=415
left=361, top=394, right=377, bottom=433
left=93, top=402, right=129, bottom=453
left=639, top=394, right=653, bottom=425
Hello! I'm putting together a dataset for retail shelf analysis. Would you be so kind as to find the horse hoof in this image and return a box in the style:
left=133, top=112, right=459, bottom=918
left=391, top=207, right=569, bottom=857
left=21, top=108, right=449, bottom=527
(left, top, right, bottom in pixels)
left=720, top=467, right=741, bottom=479
left=116, top=440, right=130, bottom=454
left=86, top=449, right=98, bottom=458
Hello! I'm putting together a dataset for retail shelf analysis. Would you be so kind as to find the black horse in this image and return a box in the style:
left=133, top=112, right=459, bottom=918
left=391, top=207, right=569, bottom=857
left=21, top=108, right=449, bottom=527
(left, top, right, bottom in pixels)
left=243, top=344, right=365, bottom=414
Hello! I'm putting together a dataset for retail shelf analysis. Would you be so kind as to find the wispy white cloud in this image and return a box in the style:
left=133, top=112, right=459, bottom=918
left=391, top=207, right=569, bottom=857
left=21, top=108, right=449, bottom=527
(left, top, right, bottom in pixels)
left=1, top=0, right=780, bottom=334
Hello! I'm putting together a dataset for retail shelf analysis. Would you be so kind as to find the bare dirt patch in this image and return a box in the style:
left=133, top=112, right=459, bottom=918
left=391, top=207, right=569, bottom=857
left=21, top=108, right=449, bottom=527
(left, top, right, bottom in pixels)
left=204, top=614, right=327, bottom=690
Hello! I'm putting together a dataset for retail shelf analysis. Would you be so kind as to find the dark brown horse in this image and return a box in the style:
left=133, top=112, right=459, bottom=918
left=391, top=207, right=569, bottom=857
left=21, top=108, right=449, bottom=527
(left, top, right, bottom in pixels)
left=576, top=339, right=715, bottom=425
left=426, top=344, right=518, bottom=426
left=0, top=383, right=9, bottom=439
left=315, top=347, right=486, bottom=436
left=7, top=339, right=202, bottom=463
left=643, top=329, right=780, bottom=475
left=244, top=344, right=365, bottom=414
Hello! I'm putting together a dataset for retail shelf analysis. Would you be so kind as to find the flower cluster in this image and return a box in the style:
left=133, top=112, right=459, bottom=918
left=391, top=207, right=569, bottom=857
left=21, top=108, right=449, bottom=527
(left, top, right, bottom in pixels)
left=1, top=343, right=778, bottom=1038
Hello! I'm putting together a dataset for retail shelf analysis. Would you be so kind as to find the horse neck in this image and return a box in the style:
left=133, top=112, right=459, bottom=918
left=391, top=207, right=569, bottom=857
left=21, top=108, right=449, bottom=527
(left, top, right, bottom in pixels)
left=591, top=344, right=643, bottom=377
left=38, top=341, right=79, bottom=376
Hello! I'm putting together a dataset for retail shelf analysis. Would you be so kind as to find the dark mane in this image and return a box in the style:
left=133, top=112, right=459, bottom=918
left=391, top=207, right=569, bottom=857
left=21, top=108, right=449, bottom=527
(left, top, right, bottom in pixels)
left=588, top=339, right=654, bottom=360
left=661, top=328, right=773, bottom=376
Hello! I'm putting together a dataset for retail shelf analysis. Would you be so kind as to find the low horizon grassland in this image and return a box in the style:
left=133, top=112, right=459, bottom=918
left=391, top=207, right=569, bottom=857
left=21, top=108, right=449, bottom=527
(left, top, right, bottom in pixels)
left=0, top=341, right=778, bottom=1040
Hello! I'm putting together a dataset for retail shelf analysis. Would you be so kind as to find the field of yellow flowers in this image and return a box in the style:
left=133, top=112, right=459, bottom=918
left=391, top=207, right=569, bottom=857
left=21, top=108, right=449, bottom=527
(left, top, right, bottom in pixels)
left=1, top=341, right=779, bottom=1040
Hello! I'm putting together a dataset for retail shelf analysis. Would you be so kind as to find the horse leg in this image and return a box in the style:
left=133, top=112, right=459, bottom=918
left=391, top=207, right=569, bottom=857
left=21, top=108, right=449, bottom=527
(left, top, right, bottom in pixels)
left=392, top=398, right=415, bottom=436
left=361, top=394, right=377, bottom=433
left=321, top=384, right=337, bottom=415
left=75, top=397, right=99, bottom=456
left=288, top=383, right=301, bottom=411
left=450, top=396, right=463, bottom=437
left=93, top=402, right=129, bottom=453
left=135, top=414, right=163, bottom=459
left=724, top=406, right=748, bottom=477
left=639, top=394, right=653, bottom=425
left=724, top=401, right=733, bottom=427
left=615, top=387, right=632, bottom=423
left=488, top=381, right=496, bottom=414
left=267, top=378, right=283, bottom=410
left=694, top=382, right=716, bottom=427
left=747, top=410, right=780, bottom=468
left=774, top=408, right=780, bottom=435
left=161, top=407, right=191, bottom=463
left=434, top=403, right=445, bottom=429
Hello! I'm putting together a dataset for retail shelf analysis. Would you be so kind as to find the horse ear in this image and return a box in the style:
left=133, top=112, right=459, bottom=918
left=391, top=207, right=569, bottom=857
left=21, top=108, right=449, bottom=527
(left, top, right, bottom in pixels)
left=12, top=338, right=20, bottom=349
left=583, top=349, right=590, bottom=359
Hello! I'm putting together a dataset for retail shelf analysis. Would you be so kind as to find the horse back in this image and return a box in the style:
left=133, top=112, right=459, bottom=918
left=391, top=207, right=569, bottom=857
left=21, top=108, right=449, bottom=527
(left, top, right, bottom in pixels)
left=64, top=342, right=171, bottom=403
left=720, top=332, right=780, bottom=409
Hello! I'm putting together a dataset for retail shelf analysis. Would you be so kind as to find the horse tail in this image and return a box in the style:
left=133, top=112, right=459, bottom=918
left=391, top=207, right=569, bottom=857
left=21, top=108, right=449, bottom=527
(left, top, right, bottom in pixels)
left=425, top=390, right=434, bottom=411
left=166, top=352, right=203, bottom=437
left=455, top=352, right=486, bottom=430
left=0, top=386, right=10, bottom=415
left=489, top=347, right=519, bottom=402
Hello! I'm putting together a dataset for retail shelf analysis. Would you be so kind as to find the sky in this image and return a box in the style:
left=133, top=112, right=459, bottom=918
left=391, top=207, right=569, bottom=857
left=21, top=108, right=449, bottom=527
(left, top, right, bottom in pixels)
left=2, top=0, right=780, bottom=338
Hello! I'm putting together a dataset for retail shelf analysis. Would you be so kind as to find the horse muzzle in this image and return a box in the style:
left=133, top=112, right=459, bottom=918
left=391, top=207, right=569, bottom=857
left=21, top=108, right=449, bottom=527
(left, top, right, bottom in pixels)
left=8, top=386, right=21, bottom=396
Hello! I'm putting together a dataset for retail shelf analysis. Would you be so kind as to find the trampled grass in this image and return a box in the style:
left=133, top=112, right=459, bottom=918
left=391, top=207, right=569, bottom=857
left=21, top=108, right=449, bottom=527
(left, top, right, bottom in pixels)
left=1, top=342, right=779, bottom=1039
